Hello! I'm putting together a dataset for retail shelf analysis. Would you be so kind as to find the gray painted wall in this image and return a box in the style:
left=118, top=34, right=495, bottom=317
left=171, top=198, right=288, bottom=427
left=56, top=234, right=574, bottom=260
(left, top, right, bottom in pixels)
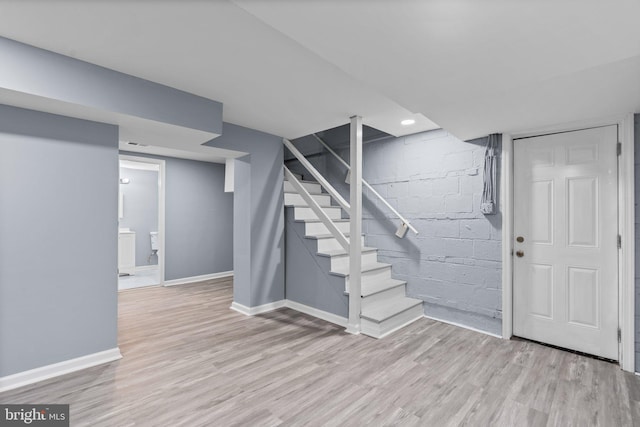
left=119, top=167, right=159, bottom=266
left=285, top=209, right=348, bottom=317
left=0, top=38, right=227, bottom=378
left=232, top=156, right=252, bottom=306
left=0, top=104, right=118, bottom=377
left=0, top=36, right=222, bottom=135
left=205, top=123, right=285, bottom=307
left=634, top=113, right=640, bottom=370
left=119, top=152, right=233, bottom=281
left=287, top=128, right=502, bottom=335
left=165, top=157, right=232, bottom=280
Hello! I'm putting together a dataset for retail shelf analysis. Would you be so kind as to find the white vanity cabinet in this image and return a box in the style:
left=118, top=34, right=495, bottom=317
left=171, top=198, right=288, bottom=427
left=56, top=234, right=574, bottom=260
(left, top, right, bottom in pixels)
left=118, top=230, right=136, bottom=275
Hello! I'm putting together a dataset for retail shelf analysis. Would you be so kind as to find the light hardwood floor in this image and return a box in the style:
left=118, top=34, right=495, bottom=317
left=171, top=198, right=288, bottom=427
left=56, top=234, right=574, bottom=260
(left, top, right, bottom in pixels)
left=1, top=279, right=639, bottom=426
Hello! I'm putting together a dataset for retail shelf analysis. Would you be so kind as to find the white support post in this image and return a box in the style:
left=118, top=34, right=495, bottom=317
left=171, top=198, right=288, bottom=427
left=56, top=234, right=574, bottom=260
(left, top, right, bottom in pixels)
left=346, top=116, right=363, bottom=335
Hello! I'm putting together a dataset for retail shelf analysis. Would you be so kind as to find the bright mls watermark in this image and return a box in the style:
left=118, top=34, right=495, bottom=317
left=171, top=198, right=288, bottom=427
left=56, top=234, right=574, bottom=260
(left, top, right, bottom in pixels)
left=1, top=405, right=69, bottom=426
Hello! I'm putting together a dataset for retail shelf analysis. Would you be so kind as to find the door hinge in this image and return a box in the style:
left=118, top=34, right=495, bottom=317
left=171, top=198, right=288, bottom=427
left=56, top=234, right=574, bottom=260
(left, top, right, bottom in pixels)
left=617, top=142, right=622, bottom=156
left=618, top=235, right=622, bottom=249
left=618, top=328, right=622, bottom=343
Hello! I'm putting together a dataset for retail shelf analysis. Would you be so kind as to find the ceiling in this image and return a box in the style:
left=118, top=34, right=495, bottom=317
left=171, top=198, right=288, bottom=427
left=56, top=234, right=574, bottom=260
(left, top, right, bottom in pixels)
left=0, top=86, right=239, bottom=163
left=0, top=0, right=638, bottom=147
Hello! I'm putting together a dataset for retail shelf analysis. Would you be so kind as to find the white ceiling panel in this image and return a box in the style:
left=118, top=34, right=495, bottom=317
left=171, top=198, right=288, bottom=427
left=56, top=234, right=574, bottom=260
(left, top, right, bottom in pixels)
left=0, top=0, right=637, bottom=145
left=0, top=0, right=438, bottom=140
left=236, top=0, right=640, bottom=139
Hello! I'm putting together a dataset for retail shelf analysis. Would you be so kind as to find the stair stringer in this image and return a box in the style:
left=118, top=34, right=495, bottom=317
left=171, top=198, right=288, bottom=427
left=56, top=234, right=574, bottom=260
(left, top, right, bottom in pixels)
left=285, top=208, right=349, bottom=319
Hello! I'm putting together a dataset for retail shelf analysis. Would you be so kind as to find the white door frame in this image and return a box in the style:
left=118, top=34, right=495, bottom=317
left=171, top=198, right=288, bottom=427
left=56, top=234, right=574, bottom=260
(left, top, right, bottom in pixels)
left=118, top=154, right=167, bottom=286
left=501, top=113, right=635, bottom=372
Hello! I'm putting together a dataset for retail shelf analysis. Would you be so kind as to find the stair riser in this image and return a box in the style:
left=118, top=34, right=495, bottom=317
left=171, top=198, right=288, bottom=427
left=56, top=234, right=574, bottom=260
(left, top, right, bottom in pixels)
left=294, top=206, right=342, bottom=221
left=344, top=266, right=392, bottom=291
left=285, top=193, right=331, bottom=207
left=284, top=174, right=421, bottom=340
left=284, top=180, right=322, bottom=194
left=284, top=172, right=303, bottom=180
left=361, top=304, right=423, bottom=339
left=362, top=284, right=407, bottom=306
left=330, top=251, right=378, bottom=271
left=304, top=221, right=350, bottom=235
left=316, top=235, right=364, bottom=252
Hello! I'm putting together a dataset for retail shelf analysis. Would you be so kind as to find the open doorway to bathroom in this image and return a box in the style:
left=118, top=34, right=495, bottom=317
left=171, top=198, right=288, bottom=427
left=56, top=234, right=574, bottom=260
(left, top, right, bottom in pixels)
left=118, top=155, right=165, bottom=290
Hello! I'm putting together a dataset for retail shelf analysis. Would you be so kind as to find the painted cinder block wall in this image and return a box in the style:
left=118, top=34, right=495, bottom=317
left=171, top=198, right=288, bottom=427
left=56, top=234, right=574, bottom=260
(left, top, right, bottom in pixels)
left=357, top=130, right=502, bottom=335
left=288, top=128, right=502, bottom=335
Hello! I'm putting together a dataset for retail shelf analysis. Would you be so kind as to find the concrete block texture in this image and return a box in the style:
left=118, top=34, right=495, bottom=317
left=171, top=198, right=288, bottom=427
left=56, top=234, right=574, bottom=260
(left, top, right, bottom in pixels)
left=291, top=129, right=502, bottom=335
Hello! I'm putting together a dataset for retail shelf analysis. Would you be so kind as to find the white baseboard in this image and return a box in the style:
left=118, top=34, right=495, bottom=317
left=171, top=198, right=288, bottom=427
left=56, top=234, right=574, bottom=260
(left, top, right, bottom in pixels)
left=230, top=299, right=347, bottom=328
left=230, top=300, right=286, bottom=316
left=423, top=314, right=502, bottom=339
left=284, top=300, right=347, bottom=327
left=0, top=348, right=122, bottom=393
left=362, top=313, right=423, bottom=339
left=163, top=271, right=233, bottom=287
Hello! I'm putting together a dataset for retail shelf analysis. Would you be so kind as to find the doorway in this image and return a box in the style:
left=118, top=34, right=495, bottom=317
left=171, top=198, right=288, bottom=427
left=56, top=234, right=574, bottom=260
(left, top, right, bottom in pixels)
left=512, top=126, right=618, bottom=360
left=118, top=155, right=166, bottom=290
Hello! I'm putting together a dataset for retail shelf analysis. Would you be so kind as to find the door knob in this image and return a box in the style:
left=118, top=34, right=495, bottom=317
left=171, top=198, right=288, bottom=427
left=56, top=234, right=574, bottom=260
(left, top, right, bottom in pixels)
left=516, top=236, right=524, bottom=243
left=516, top=251, right=524, bottom=257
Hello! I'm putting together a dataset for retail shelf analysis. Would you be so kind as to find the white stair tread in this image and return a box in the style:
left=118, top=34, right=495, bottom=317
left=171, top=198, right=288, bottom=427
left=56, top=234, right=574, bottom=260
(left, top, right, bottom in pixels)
left=361, top=297, right=423, bottom=323
left=317, top=247, right=376, bottom=257
left=284, top=176, right=317, bottom=184
left=293, top=179, right=320, bottom=185
left=306, top=233, right=360, bottom=239
left=284, top=188, right=324, bottom=193
left=284, top=180, right=323, bottom=188
left=285, top=203, right=340, bottom=209
left=359, top=278, right=407, bottom=297
left=296, top=218, right=349, bottom=223
left=284, top=190, right=325, bottom=195
left=331, top=262, right=391, bottom=277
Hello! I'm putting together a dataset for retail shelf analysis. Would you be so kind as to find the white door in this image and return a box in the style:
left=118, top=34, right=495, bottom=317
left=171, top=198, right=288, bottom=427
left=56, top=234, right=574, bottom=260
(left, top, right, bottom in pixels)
left=513, top=125, right=618, bottom=360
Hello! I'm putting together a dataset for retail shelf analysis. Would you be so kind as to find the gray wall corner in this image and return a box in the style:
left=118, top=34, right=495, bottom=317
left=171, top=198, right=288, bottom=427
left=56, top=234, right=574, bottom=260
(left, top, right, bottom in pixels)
left=0, top=105, right=119, bottom=376
left=206, top=123, right=285, bottom=308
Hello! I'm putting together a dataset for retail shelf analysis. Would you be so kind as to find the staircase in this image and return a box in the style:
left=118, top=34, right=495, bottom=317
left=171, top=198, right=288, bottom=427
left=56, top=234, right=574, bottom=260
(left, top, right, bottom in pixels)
left=284, top=173, right=423, bottom=338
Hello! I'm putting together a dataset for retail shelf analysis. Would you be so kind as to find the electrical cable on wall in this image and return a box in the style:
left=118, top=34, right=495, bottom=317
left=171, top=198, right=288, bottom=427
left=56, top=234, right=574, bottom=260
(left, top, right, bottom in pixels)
left=480, top=133, right=501, bottom=215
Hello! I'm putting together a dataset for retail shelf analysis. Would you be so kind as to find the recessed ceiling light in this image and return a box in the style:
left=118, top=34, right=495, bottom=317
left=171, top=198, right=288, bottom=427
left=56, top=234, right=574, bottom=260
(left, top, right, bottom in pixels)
left=401, top=119, right=416, bottom=126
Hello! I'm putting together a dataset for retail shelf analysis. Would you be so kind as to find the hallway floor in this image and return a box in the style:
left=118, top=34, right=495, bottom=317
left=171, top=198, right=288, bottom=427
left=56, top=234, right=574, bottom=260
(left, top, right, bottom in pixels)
left=1, top=279, right=639, bottom=426
left=118, top=266, right=160, bottom=290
